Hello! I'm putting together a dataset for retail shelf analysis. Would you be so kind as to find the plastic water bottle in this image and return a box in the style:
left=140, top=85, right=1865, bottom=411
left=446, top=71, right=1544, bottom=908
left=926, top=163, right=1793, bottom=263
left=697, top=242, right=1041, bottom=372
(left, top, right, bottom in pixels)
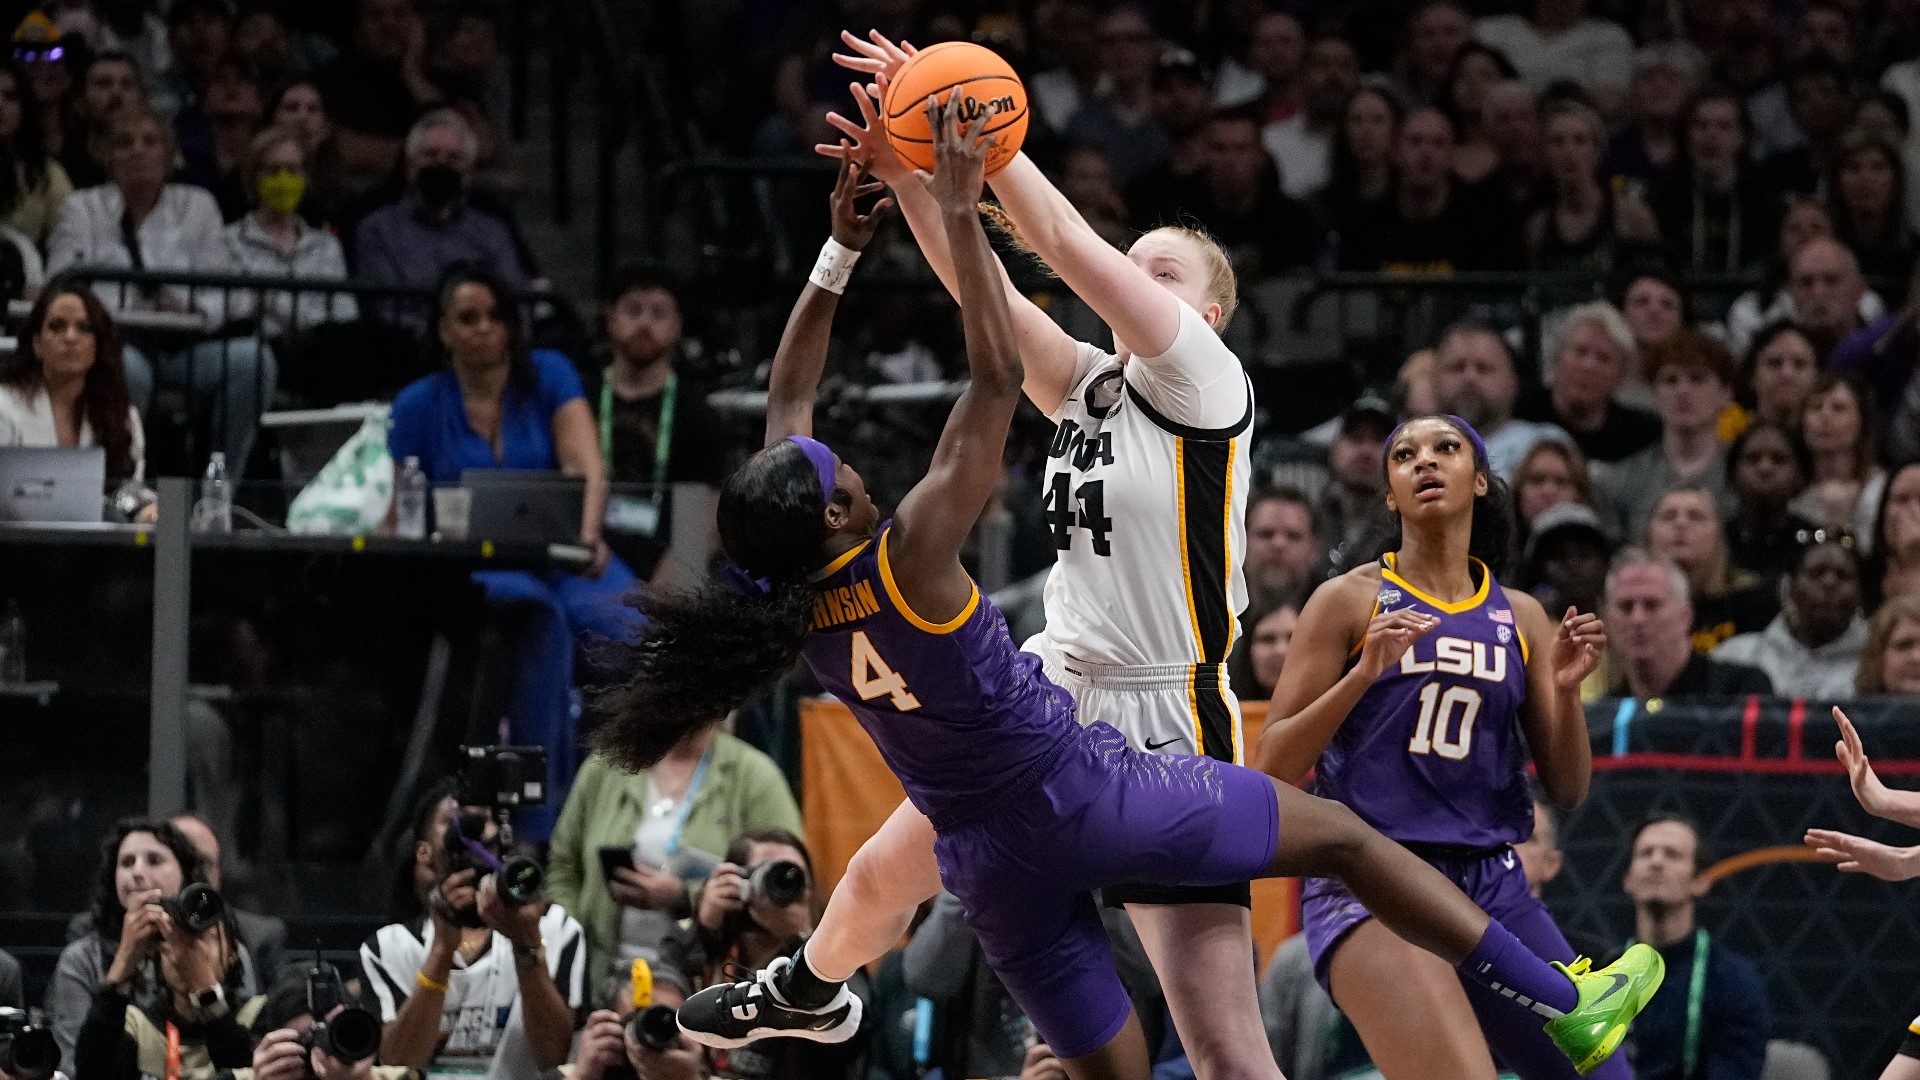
left=0, top=600, right=24, bottom=684
left=396, top=456, right=428, bottom=540
left=196, top=452, right=232, bottom=533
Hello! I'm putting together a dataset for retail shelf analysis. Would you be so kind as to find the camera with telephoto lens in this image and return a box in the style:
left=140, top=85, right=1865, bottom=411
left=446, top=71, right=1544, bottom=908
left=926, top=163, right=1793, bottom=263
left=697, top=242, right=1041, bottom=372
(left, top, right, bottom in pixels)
left=295, top=961, right=381, bottom=1066
left=740, top=860, right=807, bottom=906
left=0, top=1008, right=56, bottom=1080
left=159, top=882, right=225, bottom=935
left=622, top=1006, right=680, bottom=1052
left=441, top=746, right=548, bottom=909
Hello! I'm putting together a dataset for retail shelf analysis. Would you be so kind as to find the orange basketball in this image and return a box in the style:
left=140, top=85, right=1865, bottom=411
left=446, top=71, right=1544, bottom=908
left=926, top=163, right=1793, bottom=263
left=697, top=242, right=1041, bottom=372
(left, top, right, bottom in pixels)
left=882, top=41, right=1028, bottom=177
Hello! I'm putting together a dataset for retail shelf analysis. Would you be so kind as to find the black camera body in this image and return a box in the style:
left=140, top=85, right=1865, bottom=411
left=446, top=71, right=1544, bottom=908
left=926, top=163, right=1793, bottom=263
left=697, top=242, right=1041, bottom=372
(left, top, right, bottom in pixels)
left=159, top=883, right=225, bottom=935
left=0, top=1007, right=57, bottom=1080
left=740, top=859, right=807, bottom=907
left=455, top=746, right=547, bottom=809
left=436, top=746, right=550, bottom=919
left=298, top=962, right=381, bottom=1065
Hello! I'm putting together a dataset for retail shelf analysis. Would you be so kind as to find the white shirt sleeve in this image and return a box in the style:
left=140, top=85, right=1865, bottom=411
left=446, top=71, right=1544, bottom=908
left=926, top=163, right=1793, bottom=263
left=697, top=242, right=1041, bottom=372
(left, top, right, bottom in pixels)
left=542, top=907, right=587, bottom=1009
left=360, top=925, right=424, bottom=1021
left=1046, top=339, right=1113, bottom=424
left=1125, top=302, right=1248, bottom=430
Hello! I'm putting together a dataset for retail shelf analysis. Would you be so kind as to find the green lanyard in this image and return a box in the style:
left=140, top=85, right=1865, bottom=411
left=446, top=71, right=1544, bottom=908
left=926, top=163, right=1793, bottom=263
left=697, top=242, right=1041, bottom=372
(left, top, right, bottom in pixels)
left=600, top=369, right=676, bottom=506
left=1627, top=929, right=1710, bottom=1077
left=1683, top=929, right=1710, bottom=1078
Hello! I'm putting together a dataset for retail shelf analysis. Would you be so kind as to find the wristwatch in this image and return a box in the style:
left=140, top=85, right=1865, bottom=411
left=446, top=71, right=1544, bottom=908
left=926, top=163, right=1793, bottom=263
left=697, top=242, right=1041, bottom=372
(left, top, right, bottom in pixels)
left=189, top=983, right=228, bottom=1018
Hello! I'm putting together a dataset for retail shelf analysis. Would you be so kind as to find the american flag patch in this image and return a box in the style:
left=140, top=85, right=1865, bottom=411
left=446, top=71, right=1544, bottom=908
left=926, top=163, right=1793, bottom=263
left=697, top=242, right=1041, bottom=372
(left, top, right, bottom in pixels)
left=1489, top=608, right=1513, bottom=624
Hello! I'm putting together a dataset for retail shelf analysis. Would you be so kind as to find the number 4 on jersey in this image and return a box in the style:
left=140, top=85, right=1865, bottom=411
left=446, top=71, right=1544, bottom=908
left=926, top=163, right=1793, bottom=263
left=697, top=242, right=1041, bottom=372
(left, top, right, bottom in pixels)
left=851, top=631, right=920, bottom=711
left=1045, top=473, right=1113, bottom=555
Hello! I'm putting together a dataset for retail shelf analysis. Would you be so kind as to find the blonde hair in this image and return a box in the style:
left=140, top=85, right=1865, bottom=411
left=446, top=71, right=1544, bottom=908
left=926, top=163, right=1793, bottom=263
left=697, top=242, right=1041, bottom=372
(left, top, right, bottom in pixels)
left=243, top=124, right=307, bottom=190
left=1857, top=594, right=1920, bottom=694
left=977, top=202, right=1240, bottom=330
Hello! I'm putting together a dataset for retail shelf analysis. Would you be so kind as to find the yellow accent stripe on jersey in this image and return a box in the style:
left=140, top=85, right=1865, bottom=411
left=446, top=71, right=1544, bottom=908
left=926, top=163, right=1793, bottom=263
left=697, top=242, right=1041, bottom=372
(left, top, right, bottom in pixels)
left=1908, top=1015, right=1920, bottom=1036
left=1220, top=436, right=1237, bottom=654
left=1381, top=552, right=1494, bottom=614
left=815, top=539, right=872, bottom=579
left=877, top=529, right=979, bottom=635
left=1516, top=628, right=1530, bottom=665
left=1224, top=678, right=1243, bottom=764
left=1174, top=438, right=1206, bottom=753
left=1349, top=595, right=1383, bottom=658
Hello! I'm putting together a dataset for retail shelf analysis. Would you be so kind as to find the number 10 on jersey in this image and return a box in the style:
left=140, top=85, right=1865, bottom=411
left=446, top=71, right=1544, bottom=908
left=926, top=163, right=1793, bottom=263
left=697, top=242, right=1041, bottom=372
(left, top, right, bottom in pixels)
left=1408, top=684, right=1480, bottom=760
left=1045, top=473, right=1113, bottom=555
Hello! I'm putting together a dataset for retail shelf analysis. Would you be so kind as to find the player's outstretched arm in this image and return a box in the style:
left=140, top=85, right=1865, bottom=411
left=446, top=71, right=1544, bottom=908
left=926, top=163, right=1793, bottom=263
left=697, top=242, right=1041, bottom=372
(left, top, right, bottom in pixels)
left=763, top=154, right=892, bottom=446
left=1516, top=593, right=1599, bottom=810
left=889, top=99, right=1023, bottom=621
left=984, top=152, right=1189, bottom=360
left=821, top=37, right=1081, bottom=413
left=1256, top=574, right=1438, bottom=783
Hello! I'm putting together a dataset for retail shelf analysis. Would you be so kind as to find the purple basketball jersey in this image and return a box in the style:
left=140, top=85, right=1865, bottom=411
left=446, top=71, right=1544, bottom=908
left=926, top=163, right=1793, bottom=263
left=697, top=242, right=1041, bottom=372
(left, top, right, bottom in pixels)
left=1313, top=554, right=1533, bottom=848
left=799, top=525, right=1077, bottom=827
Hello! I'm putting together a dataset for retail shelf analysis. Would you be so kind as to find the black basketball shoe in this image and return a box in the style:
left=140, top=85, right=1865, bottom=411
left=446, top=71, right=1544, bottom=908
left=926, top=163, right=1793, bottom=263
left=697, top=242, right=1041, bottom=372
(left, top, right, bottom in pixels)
left=676, top=956, right=863, bottom=1049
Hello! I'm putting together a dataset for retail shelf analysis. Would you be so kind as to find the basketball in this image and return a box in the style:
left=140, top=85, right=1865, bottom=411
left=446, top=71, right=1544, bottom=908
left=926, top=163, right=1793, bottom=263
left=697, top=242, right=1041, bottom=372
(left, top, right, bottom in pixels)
left=882, top=41, right=1029, bottom=177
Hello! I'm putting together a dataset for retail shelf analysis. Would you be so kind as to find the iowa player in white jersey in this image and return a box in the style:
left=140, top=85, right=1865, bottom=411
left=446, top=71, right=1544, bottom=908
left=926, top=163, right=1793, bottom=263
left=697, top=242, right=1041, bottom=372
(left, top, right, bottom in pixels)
left=678, top=31, right=1274, bottom=1080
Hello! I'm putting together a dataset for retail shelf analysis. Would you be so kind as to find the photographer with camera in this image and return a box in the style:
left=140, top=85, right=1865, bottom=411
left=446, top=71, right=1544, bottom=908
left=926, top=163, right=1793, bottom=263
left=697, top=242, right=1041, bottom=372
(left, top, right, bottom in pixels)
left=358, top=777, right=585, bottom=1080
left=46, top=819, right=259, bottom=1078
left=650, top=829, right=870, bottom=1080
left=566, top=961, right=701, bottom=1080
left=227, top=963, right=411, bottom=1080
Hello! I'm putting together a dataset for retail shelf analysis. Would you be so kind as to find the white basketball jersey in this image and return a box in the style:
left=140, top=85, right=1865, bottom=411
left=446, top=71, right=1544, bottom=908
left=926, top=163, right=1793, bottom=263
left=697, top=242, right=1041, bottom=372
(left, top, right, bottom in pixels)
left=1037, top=304, right=1252, bottom=757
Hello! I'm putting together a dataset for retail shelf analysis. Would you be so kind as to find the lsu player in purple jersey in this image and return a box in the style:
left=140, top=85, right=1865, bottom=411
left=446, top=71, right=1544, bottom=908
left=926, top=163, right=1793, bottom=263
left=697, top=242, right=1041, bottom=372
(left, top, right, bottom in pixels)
left=1258, top=413, right=1645, bottom=1080
left=595, top=104, right=1661, bottom=1080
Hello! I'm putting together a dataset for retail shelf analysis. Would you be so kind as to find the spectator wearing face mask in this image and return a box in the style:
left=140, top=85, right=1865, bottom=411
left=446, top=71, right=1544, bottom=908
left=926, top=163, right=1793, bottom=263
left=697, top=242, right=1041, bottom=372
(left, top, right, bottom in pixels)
left=353, top=109, right=528, bottom=326
left=1714, top=539, right=1868, bottom=699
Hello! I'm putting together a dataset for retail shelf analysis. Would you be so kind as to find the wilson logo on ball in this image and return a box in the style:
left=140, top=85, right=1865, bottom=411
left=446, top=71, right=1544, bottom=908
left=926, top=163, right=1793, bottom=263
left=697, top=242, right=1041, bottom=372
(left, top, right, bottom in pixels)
left=880, top=41, right=1029, bottom=176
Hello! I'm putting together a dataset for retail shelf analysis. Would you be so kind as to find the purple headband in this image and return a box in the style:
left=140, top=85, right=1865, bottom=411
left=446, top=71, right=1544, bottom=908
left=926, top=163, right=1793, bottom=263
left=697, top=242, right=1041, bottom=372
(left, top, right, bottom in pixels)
left=788, top=435, right=839, bottom=500
left=1382, top=414, right=1489, bottom=471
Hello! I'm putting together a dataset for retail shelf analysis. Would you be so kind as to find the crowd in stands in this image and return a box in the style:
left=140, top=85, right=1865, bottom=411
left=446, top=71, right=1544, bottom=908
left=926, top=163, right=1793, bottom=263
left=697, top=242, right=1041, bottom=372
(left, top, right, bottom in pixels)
left=13, top=0, right=1920, bottom=1078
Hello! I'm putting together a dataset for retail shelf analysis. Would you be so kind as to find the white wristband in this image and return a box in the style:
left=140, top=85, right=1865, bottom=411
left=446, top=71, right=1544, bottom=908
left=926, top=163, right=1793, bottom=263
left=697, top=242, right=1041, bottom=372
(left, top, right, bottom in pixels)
left=808, top=237, right=862, bottom=295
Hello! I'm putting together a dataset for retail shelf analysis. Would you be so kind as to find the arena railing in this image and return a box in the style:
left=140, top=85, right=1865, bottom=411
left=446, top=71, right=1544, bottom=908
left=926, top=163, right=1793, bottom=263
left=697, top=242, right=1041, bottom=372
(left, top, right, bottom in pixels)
left=40, top=266, right=589, bottom=467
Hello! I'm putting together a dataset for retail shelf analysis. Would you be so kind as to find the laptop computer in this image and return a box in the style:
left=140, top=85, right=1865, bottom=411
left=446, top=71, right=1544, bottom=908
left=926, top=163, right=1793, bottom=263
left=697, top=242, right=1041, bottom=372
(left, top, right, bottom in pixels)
left=462, top=470, right=586, bottom=544
left=0, top=447, right=105, bottom=523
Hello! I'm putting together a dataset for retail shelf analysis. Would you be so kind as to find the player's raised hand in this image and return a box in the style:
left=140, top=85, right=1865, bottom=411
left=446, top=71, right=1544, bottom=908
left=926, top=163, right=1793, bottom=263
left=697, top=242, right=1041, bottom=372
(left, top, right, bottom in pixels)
left=818, top=81, right=911, bottom=185
left=832, top=29, right=916, bottom=82
left=1549, top=608, right=1606, bottom=690
left=915, top=96, right=993, bottom=211
left=1355, top=608, right=1440, bottom=681
left=1827, top=705, right=1920, bottom=828
left=829, top=149, right=892, bottom=251
left=1805, top=827, right=1920, bottom=881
